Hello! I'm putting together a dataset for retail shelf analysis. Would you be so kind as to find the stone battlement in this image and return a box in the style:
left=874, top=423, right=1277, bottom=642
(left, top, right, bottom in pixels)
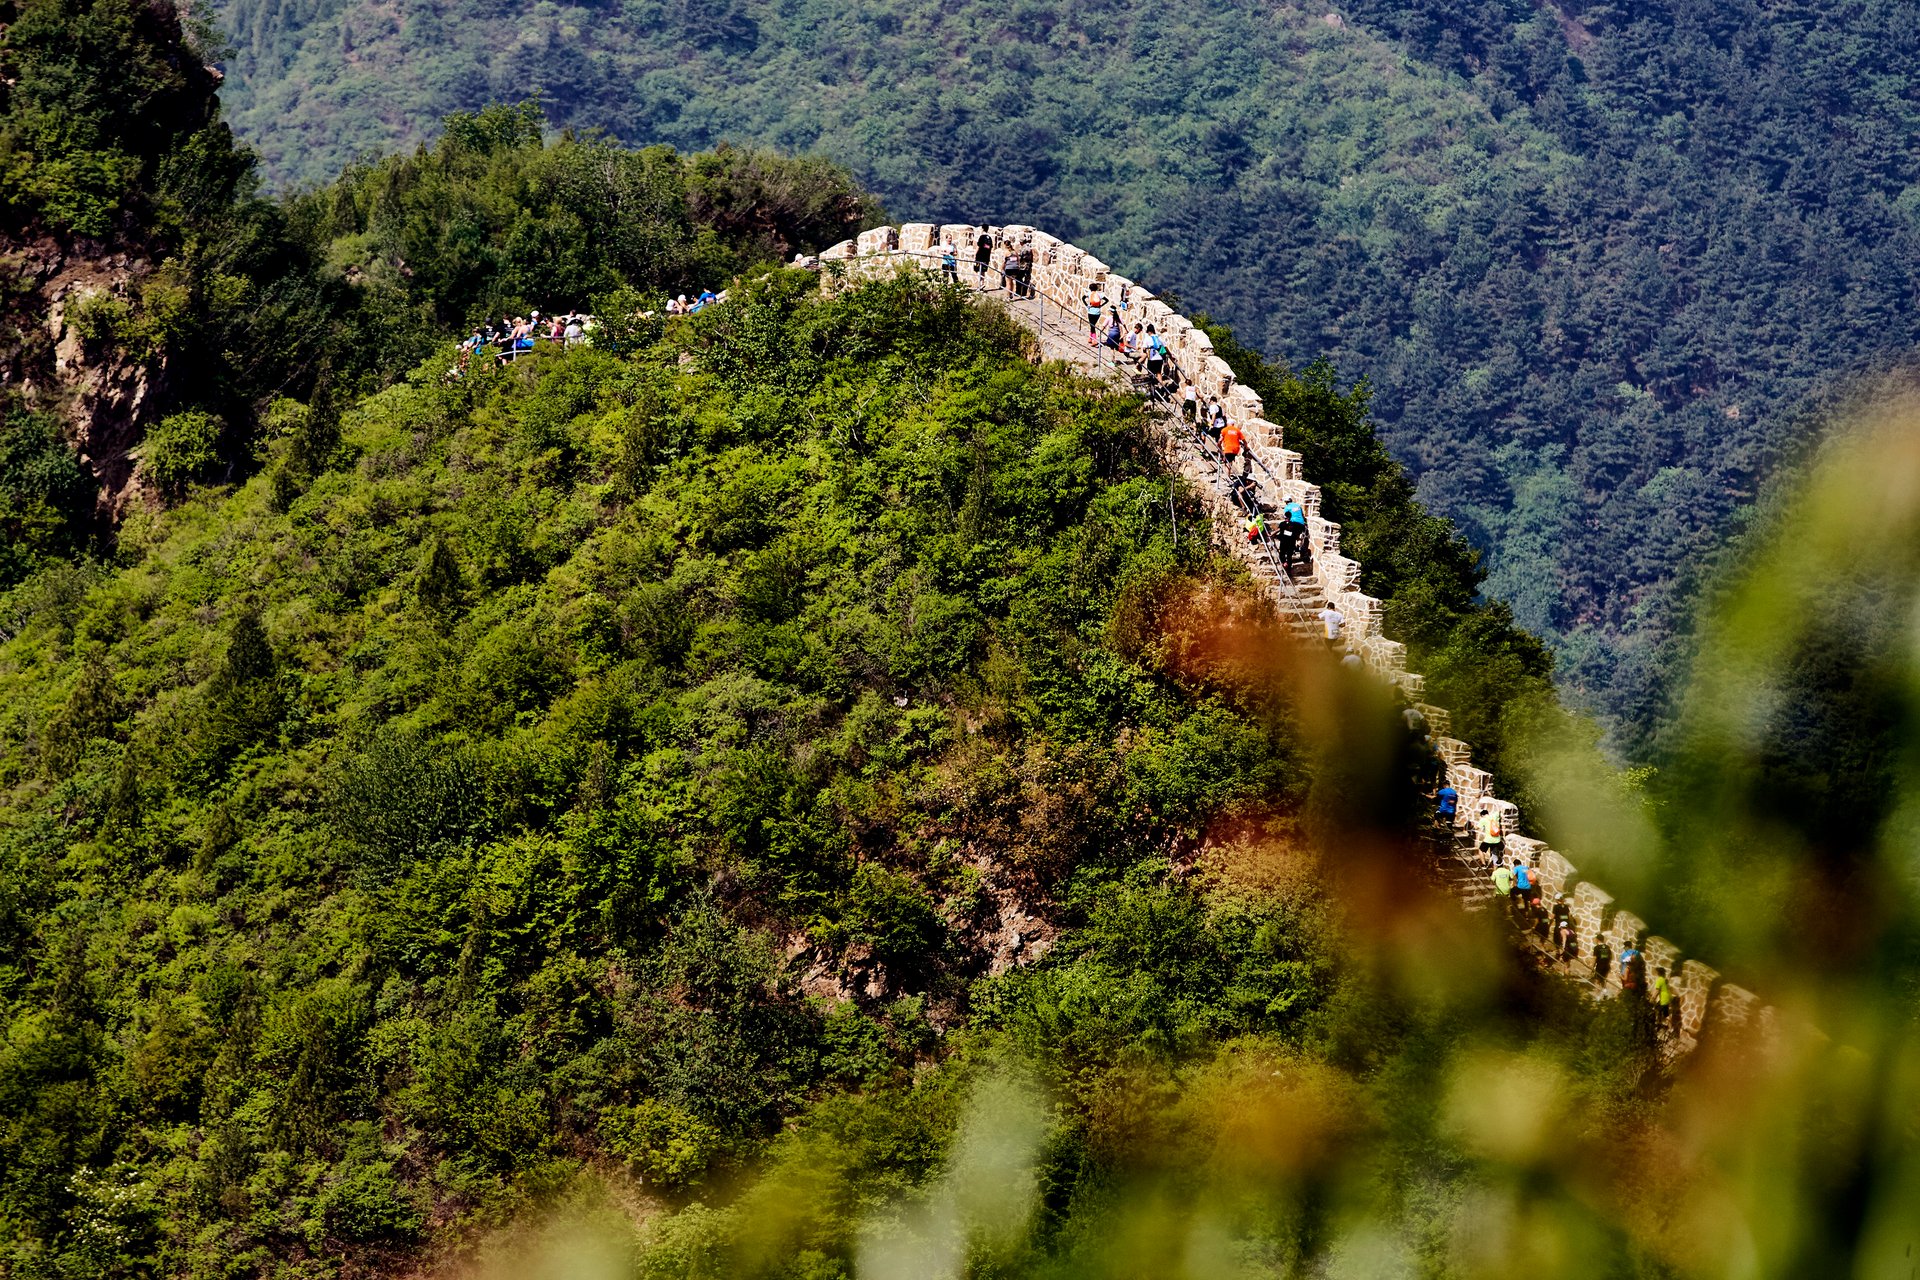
left=821, top=222, right=1777, bottom=1059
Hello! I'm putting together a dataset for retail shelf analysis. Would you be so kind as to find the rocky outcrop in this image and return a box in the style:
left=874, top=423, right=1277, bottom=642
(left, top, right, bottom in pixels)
left=1, top=236, right=164, bottom=518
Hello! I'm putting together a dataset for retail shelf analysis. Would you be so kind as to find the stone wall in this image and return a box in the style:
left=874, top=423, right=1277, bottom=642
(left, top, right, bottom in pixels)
left=821, top=223, right=1777, bottom=1056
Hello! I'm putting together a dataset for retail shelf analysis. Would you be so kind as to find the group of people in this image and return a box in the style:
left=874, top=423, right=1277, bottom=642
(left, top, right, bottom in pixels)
left=942, top=231, right=1038, bottom=299
left=1437, top=789, right=1681, bottom=1036
left=664, top=289, right=721, bottom=316
left=454, top=284, right=732, bottom=373
left=461, top=311, right=592, bottom=366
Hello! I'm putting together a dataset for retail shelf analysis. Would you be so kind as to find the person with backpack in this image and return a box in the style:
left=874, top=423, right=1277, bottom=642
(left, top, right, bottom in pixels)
left=1511, top=859, right=1532, bottom=914
left=1556, top=918, right=1578, bottom=968
left=974, top=230, right=995, bottom=283
left=1476, top=808, right=1504, bottom=867
left=1619, top=941, right=1645, bottom=996
left=1591, top=937, right=1612, bottom=987
left=1282, top=497, right=1306, bottom=529
left=1144, top=325, right=1168, bottom=385
left=1083, top=279, right=1107, bottom=337
left=1244, top=510, right=1266, bottom=543
left=1015, top=241, right=1036, bottom=297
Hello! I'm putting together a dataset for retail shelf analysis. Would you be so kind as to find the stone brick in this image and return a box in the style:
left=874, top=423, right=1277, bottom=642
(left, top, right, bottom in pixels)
left=1706, top=983, right=1762, bottom=1046
left=1643, top=935, right=1682, bottom=980
left=1365, top=636, right=1407, bottom=673
left=1204, top=355, right=1237, bottom=395
left=1245, top=416, right=1284, bottom=451
left=1605, top=910, right=1648, bottom=963
left=1228, top=385, right=1265, bottom=419
left=1317, top=554, right=1361, bottom=592
left=1676, top=960, right=1719, bottom=1038
left=1533, top=848, right=1577, bottom=900
left=1570, top=881, right=1613, bottom=941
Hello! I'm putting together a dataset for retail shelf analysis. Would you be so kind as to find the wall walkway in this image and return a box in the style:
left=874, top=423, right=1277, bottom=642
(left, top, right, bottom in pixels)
left=818, top=222, right=1778, bottom=1059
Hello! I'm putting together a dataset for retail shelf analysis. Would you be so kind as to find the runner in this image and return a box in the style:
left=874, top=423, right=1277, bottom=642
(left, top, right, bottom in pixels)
left=1476, top=807, right=1503, bottom=867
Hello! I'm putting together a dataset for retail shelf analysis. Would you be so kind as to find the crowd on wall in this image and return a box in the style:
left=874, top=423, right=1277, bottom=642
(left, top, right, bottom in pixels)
left=1432, top=779, right=1682, bottom=1039
left=455, top=287, right=731, bottom=370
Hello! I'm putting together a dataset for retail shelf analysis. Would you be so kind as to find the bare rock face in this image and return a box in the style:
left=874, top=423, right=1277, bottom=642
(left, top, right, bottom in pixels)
left=1, top=236, right=166, bottom=519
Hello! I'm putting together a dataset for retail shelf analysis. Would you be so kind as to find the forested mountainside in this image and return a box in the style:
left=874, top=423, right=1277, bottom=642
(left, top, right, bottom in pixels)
left=0, top=0, right=877, bottom=568
left=0, top=236, right=1607, bottom=1277
left=211, top=0, right=1920, bottom=746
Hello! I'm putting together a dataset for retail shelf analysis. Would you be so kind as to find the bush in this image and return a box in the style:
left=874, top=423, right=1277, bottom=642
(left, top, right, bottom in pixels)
left=139, top=410, right=222, bottom=491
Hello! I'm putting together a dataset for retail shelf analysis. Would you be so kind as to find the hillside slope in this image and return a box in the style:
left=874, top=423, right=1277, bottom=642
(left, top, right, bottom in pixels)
left=211, top=0, right=1920, bottom=743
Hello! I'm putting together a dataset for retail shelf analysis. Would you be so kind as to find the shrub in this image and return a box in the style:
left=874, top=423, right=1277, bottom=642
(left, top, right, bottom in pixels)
left=140, top=410, right=222, bottom=491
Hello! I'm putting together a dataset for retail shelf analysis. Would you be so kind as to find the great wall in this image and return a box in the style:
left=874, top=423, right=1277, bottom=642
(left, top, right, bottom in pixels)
left=818, top=221, right=1781, bottom=1059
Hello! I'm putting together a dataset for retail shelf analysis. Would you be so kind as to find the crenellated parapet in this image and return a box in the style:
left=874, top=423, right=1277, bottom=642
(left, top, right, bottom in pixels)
left=820, top=223, right=1781, bottom=1059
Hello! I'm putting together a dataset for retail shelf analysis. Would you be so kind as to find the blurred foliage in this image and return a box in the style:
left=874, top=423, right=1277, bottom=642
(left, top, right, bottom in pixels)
left=212, top=0, right=1920, bottom=738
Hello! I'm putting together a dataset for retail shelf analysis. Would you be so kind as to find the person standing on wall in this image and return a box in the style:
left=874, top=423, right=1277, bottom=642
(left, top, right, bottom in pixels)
left=1015, top=239, right=1036, bottom=298
left=941, top=238, right=959, bottom=284
left=974, top=229, right=994, bottom=284
left=1652, top=967, right=1678, bottom=1036
left=1083, top=277, right=1108, bottom=338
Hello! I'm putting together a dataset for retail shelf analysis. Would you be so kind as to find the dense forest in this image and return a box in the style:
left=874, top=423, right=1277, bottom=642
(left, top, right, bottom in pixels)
left=211, top=0, right=1920, bottom=745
